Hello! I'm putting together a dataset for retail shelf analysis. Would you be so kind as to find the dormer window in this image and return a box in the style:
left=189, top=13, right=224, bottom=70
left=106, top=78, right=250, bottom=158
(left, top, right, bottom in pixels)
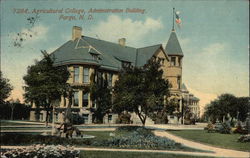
left=121, top=61, right=131, bottom=68
left=92, top=54, right=99, bottom=61
left=88, top=47, right=101, bottom=61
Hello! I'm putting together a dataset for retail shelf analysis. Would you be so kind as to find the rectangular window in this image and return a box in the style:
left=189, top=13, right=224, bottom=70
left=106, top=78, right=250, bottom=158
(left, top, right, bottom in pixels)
left=108, top=73, right=113, bottom=87
left=82, top=92, right=89, bottom=107
left=108, top=115, right=112, bottom=122
left=83, top=68, right=89, bottom=83
left=171, top=57, right=176, bottom=66
left=178, top=58, right=181, bottom=66
left=55, top=113, right=58, bottom=122
left=97, top=72, right=103, bottom=85
left=73, top=91, right=79, bottom=106
left=74, top=67, right=79, bottom=83
left=177, top=76, right=181, bottom=89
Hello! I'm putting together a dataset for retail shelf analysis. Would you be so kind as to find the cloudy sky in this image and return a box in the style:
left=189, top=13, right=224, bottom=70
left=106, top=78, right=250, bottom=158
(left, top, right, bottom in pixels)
left=1, top=0, right=249, bottom=114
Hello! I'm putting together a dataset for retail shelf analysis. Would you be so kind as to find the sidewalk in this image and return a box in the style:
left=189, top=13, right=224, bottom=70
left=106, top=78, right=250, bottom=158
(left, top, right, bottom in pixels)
left=1, top=130, right=249, bottom=157
left=154, top=130, right=250, bottom=158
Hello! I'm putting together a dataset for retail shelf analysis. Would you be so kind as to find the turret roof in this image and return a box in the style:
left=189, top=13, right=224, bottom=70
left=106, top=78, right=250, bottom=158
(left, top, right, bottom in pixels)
left=165, top=30, right=183, bottom=56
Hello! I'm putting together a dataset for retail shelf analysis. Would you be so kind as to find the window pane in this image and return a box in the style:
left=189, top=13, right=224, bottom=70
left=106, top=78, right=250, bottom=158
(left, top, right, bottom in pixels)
left=73, top=91, right=79, bottom=106
left=108, top=73, right=113, bottom=87
left=74, top=67, right=79, bottom=83
left=83, top=68, right=89, bottom=83
left=178, top=58, right=181, bottom=66
left=82, top=92, right=89, bottom=107
left=171, top=57, right=176, bottom=66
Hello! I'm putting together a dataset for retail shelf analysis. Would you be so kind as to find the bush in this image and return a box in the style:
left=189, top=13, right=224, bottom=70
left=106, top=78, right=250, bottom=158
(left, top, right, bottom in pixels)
left=0, top=133, right=92, bottom=146
left=217, top=122, right=231, bottom=134
left=232, top=123, right=248, bottom=134
left=116, top=113, right=132, bottom=124
left=1, top=144, right=79, bottom=158
left=116, top=126, right=142, bottom=132
left=72, top=114, right=84, bottom=125
left=93, top=127, right=183, bottom=150
left=204, top=123, right=216, bottom=133
left=238, top=134, right=250, bottom=143
left=151, top=113, right=168, bottom=124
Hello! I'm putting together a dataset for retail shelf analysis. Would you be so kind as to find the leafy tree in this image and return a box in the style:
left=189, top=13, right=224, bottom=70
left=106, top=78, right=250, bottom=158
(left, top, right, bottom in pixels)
left=205, top=93, right=249, bottom=123
left=23, top=51, right=70, bottom=125
left=113, top=59, right=170, bottom=126
left=90, top=71, right=112, bottom=123
left=153, top=98, right=178, bottom=124
left=0, top=99, right=30, bottom=120
left=0, top=71, right=13, bottom=104
left=235, top=97, right=250, bottom=122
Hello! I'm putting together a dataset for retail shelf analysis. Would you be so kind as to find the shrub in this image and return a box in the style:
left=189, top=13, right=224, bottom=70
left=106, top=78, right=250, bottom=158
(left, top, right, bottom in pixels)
left=1, top=144, right=79, bottom=158
left=232, top=123, right=248, bottom=134
left=217, top=122, right=231, bottom=134
left=0, top=133, right=92, bottom=146
left=204, top=123, right=216, bottom=133
left=93, top=127, right=183, bottom=150
left=116, top=126, right=142, bottom=132
left=238, top=134, right=250, bottom=143
left=72, top=114, right=84, bottom=125
left=116, top=113, right=132, bottom=124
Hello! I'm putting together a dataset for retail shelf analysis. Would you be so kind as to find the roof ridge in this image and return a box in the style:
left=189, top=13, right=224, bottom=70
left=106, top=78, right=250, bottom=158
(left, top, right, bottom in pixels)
left=138, top=44, right=162, bottom=49
left=82, top=35, right=136, bottom=49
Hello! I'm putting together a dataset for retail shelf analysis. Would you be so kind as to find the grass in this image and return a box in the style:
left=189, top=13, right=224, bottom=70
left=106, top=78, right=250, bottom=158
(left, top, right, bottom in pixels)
left=80, top=150, right=215, bottom=158
left=83, top=131, right=113, bottom=141
left=168, top=130, right=250, bottom=152
left=0, top=120, right=42, bottom=126
left=1, top=127, right=50, bottom=130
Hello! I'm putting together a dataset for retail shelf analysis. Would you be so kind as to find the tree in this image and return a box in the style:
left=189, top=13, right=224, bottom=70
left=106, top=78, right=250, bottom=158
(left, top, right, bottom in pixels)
left=0, top=71, right=13, bottom=104
left=113, top=59, right=170, bottom=126
left=204, top=94, right=249, bottom=123
left=90, top=71, right=112, bottom=123
left=235, top=97, right=250, bottom=122
left=23, top=51, right=70, bottom=125
left=0, top=100, right=30, bottom=120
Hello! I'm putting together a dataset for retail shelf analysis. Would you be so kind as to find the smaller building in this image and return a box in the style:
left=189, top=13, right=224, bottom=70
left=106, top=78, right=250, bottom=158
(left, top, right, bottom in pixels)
left=181, top=84, right=200, bottom=120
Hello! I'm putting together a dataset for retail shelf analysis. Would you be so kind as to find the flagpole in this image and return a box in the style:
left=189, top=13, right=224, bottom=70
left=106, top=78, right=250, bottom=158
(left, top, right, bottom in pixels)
left=172, top=8, right=175, bottom=31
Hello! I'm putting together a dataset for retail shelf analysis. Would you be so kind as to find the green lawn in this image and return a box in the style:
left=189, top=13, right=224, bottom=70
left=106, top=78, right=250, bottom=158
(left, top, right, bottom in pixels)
left=0, top=120, right=42, bottom=126
left=168, top=130, right=250, bottom=152
left=80, top=150, right=215, bottom=158
left=83, top=131, right=113, bottom=141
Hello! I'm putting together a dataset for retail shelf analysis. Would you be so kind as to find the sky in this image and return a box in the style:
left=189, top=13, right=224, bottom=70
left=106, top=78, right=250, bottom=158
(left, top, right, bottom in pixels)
left=1, top=0, right=249, bottom=114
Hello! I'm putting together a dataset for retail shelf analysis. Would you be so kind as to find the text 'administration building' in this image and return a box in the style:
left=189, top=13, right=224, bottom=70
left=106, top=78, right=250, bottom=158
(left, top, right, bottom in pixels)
left=30, top=26, right=198, bottom=124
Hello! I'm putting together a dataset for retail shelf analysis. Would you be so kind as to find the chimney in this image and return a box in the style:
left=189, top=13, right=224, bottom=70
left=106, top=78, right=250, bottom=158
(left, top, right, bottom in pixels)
left=118, top=38, right=126, bottom=46
left=72, top=26, right=82, bottom=41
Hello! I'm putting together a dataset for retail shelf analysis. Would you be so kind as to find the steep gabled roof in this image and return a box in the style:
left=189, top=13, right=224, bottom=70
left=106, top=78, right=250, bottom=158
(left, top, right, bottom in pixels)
left=165, top=30, right=183, bottom=56
left=50, top=35, right=170, bottom=71
left=136, top=44, right=162, bottom=67
left=50, top=40, right=99, bottom=66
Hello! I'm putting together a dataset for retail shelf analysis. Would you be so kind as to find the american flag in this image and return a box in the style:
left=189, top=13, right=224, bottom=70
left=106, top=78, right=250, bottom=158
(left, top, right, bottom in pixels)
left=175, top=11, right=181, bottom=25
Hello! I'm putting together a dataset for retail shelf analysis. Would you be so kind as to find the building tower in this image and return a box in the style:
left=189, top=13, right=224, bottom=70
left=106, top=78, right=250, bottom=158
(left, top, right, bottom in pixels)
left=165, top=9, right=184, bottom=122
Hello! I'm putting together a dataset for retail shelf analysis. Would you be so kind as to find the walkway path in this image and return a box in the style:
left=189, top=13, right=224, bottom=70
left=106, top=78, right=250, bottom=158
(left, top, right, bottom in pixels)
left=154, top=130, right=250, bottom=158
left=1, top=131, right=249, bottom=158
